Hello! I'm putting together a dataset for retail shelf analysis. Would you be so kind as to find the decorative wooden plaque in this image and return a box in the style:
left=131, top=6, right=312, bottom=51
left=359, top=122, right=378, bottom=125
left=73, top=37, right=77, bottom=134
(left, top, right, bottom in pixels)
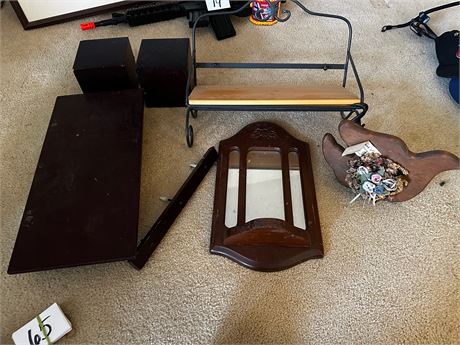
left=210, top=122, right=323, bottom=271
left=322, top=120, right=460, bottom=202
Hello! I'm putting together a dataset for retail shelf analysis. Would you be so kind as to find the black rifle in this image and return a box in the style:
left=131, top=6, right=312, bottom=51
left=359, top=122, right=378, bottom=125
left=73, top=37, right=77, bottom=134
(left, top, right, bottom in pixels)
left=81, top=1, right=252, bottom=41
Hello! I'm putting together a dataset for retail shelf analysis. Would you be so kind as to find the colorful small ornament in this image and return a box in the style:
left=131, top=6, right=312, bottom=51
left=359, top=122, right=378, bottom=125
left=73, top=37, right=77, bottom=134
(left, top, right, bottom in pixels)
left=371, top=173, right=382, bottom=184
left=362, top=181, right=376, bottom=193
left=250, top=0, right=280, bottom=26
left=345, top=152, right=409, bottom=205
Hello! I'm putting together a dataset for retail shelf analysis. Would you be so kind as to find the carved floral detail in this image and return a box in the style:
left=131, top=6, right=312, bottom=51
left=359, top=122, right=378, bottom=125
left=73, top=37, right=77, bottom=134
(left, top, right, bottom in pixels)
left=250, top=127, right=279, bottom=140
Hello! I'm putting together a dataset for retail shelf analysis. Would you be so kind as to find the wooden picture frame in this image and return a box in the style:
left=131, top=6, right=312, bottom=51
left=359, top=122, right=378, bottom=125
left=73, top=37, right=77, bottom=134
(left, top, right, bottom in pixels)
left=9, top=0, right=144, bottom=30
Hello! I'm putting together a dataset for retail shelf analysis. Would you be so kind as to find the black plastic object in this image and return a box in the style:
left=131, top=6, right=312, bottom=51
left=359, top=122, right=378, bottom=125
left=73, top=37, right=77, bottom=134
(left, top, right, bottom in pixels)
left=130, top=147, right=218, bottom=270
left=435, top=30, right=459, bottom=78
left=73, top=37, right=138, bottom=93
left=82, top=1, right=251, bottom=40
left=381, top=1, right=459, bottom=40
left=136, top=38, right=193, bottom=107
left=8, top=90, right=144, bottom=274
left=126, top=3, right=185, bottom=26
left=210, top=14, right=236, bottom=40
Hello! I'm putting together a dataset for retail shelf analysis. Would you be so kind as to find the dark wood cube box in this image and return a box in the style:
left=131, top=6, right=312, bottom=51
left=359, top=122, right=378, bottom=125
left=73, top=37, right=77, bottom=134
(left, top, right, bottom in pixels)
left=73, top=37, right=138, bottom=93
left=136, top=38, right=193, bottom=107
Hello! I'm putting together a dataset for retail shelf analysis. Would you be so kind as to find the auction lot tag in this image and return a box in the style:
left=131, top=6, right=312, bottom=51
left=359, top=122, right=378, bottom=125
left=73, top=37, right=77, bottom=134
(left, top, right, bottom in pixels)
left=205, top=0, right=231, bottom=11
left=342, top=141, right=381, bottom=157
left=12, top=303, right=72, bottom=345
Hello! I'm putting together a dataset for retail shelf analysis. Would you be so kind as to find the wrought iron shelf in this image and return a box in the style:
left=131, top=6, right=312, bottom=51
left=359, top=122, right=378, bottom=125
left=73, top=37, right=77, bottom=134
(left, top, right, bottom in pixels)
left=184, top=0, right=368, bottom=147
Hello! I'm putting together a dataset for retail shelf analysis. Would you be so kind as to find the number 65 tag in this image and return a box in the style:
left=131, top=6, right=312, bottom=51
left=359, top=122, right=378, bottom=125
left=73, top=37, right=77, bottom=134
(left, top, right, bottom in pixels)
left=12, top=303, right=72, bottom=345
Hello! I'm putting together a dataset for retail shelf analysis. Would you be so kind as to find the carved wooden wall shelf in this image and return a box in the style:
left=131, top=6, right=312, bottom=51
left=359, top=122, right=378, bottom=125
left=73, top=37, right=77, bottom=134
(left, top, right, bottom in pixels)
left=323, top=120, right=460, bottom=202
left=211, top=122, right=323, bottom=271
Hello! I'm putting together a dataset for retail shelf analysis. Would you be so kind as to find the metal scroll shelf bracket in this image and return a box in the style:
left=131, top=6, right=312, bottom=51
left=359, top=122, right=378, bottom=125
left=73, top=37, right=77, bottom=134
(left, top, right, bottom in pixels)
left=184, top=0, right=368, bottom=147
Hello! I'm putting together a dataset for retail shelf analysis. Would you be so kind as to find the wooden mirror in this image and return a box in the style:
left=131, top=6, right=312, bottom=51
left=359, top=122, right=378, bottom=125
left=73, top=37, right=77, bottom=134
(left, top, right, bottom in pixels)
left=211, top=122, right=323, bottom=271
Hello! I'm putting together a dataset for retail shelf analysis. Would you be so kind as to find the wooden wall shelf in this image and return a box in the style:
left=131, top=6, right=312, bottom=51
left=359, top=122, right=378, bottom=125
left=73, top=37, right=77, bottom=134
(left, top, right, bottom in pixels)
left=322, top=120, right=460, bottom=202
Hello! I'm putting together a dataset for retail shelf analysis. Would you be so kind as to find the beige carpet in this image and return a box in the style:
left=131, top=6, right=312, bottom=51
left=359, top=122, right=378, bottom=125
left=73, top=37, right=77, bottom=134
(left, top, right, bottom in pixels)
left=1, top=0, right=459, bottom=344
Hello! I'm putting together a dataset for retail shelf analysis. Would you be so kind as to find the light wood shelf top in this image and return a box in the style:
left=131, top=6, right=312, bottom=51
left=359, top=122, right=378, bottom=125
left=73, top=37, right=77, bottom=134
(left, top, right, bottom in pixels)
left=188, top=85, right=360, bottom=106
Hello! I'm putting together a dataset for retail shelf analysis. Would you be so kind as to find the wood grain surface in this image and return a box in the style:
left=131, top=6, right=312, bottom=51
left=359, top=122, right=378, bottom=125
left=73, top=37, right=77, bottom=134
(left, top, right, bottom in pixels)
left=189, top=85, right=360, bottom=105
left=322, top=120, right=460, bottom=202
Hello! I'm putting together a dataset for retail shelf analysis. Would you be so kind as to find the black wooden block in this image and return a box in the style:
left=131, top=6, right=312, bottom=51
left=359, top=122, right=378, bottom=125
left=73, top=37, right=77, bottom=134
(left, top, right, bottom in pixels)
left=73, top=37, right=138, bottom=93
left=136, top=38, right=193, bottom=107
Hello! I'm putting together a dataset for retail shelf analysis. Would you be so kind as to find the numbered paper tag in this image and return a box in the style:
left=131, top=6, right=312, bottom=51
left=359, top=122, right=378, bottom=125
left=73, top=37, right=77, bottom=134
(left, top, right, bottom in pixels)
left=12, top=303, right=72, bottom=345
left=205, top=0, right=231, bottom=11
left=342, top=141, right=381, bottom=157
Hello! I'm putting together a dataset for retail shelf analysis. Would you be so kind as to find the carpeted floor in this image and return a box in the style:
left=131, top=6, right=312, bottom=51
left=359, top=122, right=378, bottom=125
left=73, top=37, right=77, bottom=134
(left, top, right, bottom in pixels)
left=1, top=1, right=459, bottom=344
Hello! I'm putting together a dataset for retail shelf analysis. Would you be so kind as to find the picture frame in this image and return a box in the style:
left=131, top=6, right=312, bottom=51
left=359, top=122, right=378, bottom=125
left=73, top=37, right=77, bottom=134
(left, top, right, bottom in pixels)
left=9, top=0, right=144, bottom=30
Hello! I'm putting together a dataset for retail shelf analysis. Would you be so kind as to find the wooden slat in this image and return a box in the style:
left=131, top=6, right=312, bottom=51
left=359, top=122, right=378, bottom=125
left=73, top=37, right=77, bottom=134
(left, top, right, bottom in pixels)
left=188, top=85, right=360, bottom=106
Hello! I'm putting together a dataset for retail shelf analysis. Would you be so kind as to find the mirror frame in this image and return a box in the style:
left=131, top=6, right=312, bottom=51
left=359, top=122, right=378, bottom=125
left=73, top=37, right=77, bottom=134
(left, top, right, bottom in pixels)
left=211, top=122, right=323, bottom=271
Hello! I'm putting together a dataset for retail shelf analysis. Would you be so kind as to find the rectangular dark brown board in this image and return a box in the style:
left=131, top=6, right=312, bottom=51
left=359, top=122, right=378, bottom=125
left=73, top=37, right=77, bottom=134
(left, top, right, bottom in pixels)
left=8, top=90, right=144, bottom=274
left=129, top=147, right=218, bottom=270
